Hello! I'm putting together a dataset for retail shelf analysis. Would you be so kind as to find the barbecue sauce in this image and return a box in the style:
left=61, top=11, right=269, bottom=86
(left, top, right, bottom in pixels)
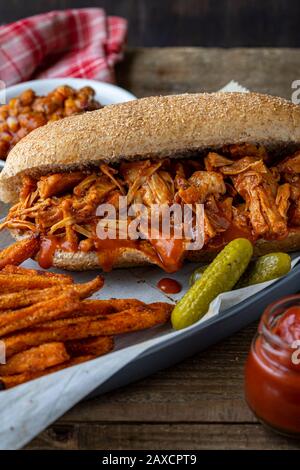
left=157, top=278, right=182, bottom=294
left=38, top=237, right=59, bottom=269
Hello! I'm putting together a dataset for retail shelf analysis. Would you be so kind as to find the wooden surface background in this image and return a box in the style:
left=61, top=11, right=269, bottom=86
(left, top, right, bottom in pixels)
left=1, top=0, right=300, bottom=47
left=25, top=47, right=300, bottom=450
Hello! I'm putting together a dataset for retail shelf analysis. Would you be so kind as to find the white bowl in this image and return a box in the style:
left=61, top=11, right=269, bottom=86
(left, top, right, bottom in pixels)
left=0, top=78, right=137, bottom=168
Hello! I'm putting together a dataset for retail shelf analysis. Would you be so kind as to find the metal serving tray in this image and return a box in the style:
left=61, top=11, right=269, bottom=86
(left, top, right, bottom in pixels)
left=89, top=261, right=300, bottom=398
left=0, top=203, right=299, bottom=400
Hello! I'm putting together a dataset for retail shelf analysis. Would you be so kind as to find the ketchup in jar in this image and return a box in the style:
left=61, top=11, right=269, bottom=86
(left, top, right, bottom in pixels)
left=245, top=295, right=300, bottom=436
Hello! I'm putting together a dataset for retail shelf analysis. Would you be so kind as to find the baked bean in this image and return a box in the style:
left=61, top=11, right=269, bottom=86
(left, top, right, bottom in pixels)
left=16, top=128, right=28, bottom=140
left=50, top=92, right=65, bottom=107
left=0, top=132, right=12, bottom=143
left=0, top=86, right=102, bottom=160
left=32, top=98, right=58, bottom=115
left=0, top=122, right=9, bottom=133
left=6, top=116, right=19, bottom=133
left=19, top=89, right=35, bottom=106
left=19, top=112, right=47, bottom=131
left=64, top=98, right=79, bottom=116
left=19, top=106, right=32, bottom=114
left=0, top=106, right=9, bottom=122
left=79, top=86, right=95, bottom=97
left=55, top=85, right=74, bottom=98
left=8, top=98, right=19, bottom=109
left=49, top=111, right=64, bottom=121
left=0, top=141, right=9, bottom=158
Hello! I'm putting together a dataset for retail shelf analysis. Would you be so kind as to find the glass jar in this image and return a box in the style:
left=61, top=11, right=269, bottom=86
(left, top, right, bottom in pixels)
left=245, top=295, right=300, bottom=437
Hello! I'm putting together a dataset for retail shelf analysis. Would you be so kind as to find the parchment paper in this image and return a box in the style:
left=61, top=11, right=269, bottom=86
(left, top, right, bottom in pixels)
left=0, top=81, right=295, bottom=449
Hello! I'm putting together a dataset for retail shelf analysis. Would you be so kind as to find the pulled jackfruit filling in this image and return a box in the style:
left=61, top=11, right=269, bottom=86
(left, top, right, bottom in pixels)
left=2, top=144, right=300, bottom=272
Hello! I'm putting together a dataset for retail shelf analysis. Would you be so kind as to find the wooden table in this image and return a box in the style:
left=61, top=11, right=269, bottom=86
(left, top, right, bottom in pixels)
left=27, top=48, right=300, bottom=450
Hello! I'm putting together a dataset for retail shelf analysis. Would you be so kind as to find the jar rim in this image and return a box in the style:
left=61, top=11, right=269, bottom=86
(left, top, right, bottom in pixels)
left=259, top=294, right=300, bottom=350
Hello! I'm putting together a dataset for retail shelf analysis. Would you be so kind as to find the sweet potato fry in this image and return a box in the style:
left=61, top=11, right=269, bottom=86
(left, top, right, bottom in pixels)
left=0, top=342, right=113, bottom=389
left=0, top=272, right=73, bottom=292
left=0, top=354, right=94, bottom=389
left=75, top=298, right=144, bottom=317
left=0, top=291, right=81, bottom=337
left=0, top=277, right=103, bottom=311
left=37, top=302, right=172, bottom=335
left=1, top=264, right=73, bottom=282
left=0, top=286, right=64, bottom=310
left=72, top=276, right=104, bottom=299
left=3, top=302, right=172, bottom=357
left=65, top=336, right=114, bottom=357
left=0, top=342, right=69, bottom=376
left=0, top=237, right=39, bottom=269
left=105, top=299, right=145, bottom=311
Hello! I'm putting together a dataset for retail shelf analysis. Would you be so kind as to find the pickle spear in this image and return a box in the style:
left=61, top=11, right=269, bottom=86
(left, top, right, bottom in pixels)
left=189, top=265, right=208, bottom=286
left=236, top=252, right=291, bottom=288
left=171, top=238, right=253, bottom=330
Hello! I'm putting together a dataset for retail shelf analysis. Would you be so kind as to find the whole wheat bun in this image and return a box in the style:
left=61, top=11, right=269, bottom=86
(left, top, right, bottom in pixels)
left=3, top=92, right=300, bottom=270
left=2, top=92, right=300, bottom=203
left=10, top=229, right=300, bottom=270
left=51, top=230, right=300, bottom=269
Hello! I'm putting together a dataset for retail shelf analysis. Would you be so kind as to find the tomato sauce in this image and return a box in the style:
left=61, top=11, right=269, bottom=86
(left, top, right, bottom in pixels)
left=273, top=306, right=300, bottom=346
left=245, top=296, right=300, bottom=435
left=157, top=278, right=182, bottom=294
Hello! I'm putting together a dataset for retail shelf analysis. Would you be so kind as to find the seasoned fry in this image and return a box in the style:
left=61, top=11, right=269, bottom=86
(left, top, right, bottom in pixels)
left=65, top=336, right=114, bottom=357
left=107, top=298, right=145, bottom=310
left=0, top=272, right=103, bottom=295
left=38, top=302, right=172, bottom=335
left=0, top=237, right=39, bottom=269
left=148, top=302, right=174, bottom=315
left=1, top=264, right=73, bottom=282
left=72, top=276, right=104, bottom=299
left=76, top=298, right=145, bottom=316
left=0, top=355, right=95, bottom=389
left=0, top=291, right=80, bottom=337
left=0, top=272, right=73, bottom=292
left=75, top=299, right=115, bottom=316
left=0, top=261, right=173, bottom=389
left=0, top=286, right=65, bottom=310
left=3, top=302, right=172, bottom=357
left=0, top=277, right=103, bottom=311
left=0, top=342, right=69, bottom=375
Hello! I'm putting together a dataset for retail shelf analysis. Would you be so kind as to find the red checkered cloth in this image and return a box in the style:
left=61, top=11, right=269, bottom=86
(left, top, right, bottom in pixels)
left=0, top=8, right=127, bottom=86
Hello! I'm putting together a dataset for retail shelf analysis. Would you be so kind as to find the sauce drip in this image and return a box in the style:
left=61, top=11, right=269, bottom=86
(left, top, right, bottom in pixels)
left=207, top=223, right=254, bottom=251
left=38, top=236, right=59, bottom=269
left=94, top=238, right=142, bottom=272
left=37, top=236, right=78, bottom=269
left=157, top=278, right=182, bottom=294
left=150, top=238, right=185, bottom=273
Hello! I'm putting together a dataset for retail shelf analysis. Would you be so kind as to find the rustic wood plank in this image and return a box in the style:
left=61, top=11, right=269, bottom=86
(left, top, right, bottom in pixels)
left=60, top=323, right=256, bottom=423
left=116, top=47, right=300, bottom=99
left=2, top=1, right=300, bottom=47
left=26, top=423, right=300, bottom=450
left=29, top=47, right=300, bottom=449
left=26, top=424, right=80, bottom=450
